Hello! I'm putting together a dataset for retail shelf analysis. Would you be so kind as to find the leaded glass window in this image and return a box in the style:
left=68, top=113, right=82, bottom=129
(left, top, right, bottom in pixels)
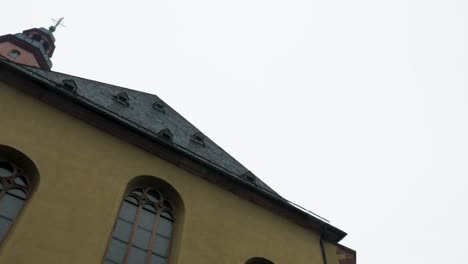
left=104, top=187, right=175, bottom=264
left=0, top=159, right=31, bottom=242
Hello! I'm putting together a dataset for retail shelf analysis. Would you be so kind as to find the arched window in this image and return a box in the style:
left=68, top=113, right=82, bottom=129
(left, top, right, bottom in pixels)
left=32, top=34, right=42, bottom=43
left=43, top=41, right=50, bottom=51
left=104, top=187, right=176, bottom=264
left=246, top=257, right=275, bottom=264
left=0, top=159, right=32, bottom=242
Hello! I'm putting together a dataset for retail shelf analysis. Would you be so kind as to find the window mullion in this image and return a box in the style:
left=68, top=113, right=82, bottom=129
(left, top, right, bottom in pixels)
left=163, top=218, right=176, bottom=264
left=144, top=210, right=161, bottom=264
left=122, top=205, right=143, bottom=264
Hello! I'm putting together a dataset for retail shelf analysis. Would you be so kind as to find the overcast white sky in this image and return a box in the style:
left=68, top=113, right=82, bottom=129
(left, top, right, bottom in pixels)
left=3, top=0, right=468, bottom=263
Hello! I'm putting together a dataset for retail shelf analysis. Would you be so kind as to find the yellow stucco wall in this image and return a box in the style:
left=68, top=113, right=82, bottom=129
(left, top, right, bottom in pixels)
left=0, top=80, right=342, bottom=264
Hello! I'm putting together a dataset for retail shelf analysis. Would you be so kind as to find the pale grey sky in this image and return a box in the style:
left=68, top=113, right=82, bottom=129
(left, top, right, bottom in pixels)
left=2, top=1, right=468, bottom=263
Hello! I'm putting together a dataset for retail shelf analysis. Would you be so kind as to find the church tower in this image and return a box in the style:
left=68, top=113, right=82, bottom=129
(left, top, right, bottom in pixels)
left=0, top=21, right=61, bottom=70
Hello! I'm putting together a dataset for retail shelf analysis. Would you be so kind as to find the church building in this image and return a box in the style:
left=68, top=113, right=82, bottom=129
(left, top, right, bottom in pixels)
left=0, top=23, right=356, bottom=264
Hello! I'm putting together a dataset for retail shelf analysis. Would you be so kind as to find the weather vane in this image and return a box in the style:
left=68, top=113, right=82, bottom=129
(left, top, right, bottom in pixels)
left=49, top=17, right=65, bottom=33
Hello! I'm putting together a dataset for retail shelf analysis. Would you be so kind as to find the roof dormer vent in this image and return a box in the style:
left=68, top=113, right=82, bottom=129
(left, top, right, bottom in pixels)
left=60, top=79, right=78, bottom=94
left=152, top=101, right=166, bottom=113
left=242, top=171, right=257, bottom=184
left=115, top=92, right=130, bottom=106
left=158, top=128, right=173, bottom=142
left=191, top=132, right=205, bottom=146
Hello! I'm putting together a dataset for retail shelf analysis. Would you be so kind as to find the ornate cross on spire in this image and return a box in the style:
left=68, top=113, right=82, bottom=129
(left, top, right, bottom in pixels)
left=49, top=17, right=65, bottom=33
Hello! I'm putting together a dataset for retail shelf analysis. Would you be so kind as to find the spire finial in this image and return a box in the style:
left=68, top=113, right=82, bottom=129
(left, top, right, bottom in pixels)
left=49, top=17, right=65, bottom=33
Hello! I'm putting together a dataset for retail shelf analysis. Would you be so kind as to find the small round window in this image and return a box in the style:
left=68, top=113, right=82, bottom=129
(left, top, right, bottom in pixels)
left=8, top=50, right=21, bottom=59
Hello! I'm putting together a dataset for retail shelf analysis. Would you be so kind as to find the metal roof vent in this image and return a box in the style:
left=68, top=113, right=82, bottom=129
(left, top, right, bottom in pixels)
left=157, top=128, right=173, bottom=142
left=59, top=79, right=78, bottom=94
left=152, top=101, right=166, bottom=113
left=242, top=171, right=257, bottom=184
left=191, top=132, right=205, bottom=146
left=115, top=92, right=130, bottom=106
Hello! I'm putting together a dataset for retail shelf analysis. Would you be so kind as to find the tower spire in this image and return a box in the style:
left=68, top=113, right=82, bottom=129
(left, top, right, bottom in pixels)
left=0, top=22, right=59, bottom=70
left=49, top=17, right=65, bottom=33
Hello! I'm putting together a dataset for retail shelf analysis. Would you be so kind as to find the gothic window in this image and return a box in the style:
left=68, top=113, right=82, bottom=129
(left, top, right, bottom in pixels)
left=0, top=159, right=31, bottom=242
left=104, top=187, right=175, bottom=264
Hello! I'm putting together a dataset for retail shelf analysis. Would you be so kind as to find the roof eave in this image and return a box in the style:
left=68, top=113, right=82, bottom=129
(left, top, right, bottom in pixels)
left=0, top=59, right=347, bottom=242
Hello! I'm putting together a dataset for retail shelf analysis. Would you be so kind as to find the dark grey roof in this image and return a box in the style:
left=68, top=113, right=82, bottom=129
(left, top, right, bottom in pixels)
left=1, top=59, right=280, bottom=197
left=1, top=58, right=350, bottom=242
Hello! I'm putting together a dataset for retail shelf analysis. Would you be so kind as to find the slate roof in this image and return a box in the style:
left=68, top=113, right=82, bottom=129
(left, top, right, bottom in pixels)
left=1, top=58, right=350, bottom=242
left=0, top=58, right=280, bottom=197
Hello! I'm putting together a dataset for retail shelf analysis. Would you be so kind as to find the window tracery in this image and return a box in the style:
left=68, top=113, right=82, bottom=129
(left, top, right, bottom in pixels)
left=0, top=159, right=31, bottom=242
left=104, top=187, right=175, bottom=264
